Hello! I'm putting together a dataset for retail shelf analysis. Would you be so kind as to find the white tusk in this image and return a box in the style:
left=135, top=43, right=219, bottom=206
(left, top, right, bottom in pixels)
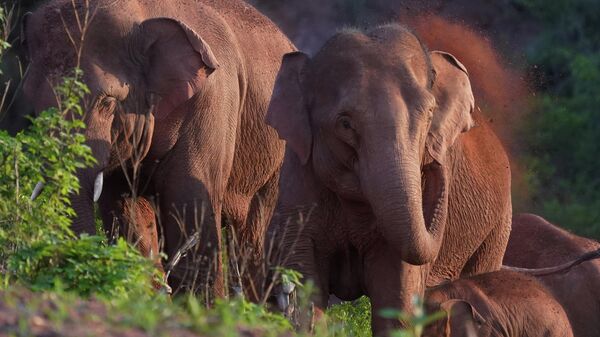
left=30, top=181, right=45, bottom=201
left=232, top=286, right=244, bottom=298
left=282, top=282, right=295, bottom=295
left=277, top=292, right=290, bottom=312
left=93, top=172, right=104, bottom=202
left=161, top=283, right=173, bottom=295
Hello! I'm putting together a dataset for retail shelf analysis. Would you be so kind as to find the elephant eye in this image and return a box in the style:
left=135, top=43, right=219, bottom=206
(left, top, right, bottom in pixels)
left=336, top=114, right=359, bottom=149
left=99, top=96, right=118, bottom=114
left=338, top=115, right=354, bottom=130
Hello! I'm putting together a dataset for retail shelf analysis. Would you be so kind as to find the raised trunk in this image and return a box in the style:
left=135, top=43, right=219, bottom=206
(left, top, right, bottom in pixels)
left=366, top=155, right=449, bottom=266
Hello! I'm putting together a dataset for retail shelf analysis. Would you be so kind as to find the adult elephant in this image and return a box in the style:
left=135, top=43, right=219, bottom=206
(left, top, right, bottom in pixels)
left=266, top=24, right=512, bottom=335
left=503, top=214, right=600, bottom=337
left=22, top=0, right=294, bottom=299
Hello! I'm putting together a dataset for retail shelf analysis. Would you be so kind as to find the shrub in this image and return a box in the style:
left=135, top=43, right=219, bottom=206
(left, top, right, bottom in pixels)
left=0, top=64, right=158, bottom=298
left=517, top=0, right=600, bottom=238
left=9, top=236, right=156, bottom=297
left=327, top=296, right=372, bottom=337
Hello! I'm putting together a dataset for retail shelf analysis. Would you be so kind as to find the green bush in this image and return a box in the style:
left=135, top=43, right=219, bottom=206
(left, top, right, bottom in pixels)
left=187, top=297, right=293, bottom=336
left=0, top=75, right=160, bottom=297
left=9, top=236, right=156, bottom=297
left=0, top=38, right=157, bottom=298
left=517, top=0, right=600, bottom=238
left=327, top=296, right=372, bottom=337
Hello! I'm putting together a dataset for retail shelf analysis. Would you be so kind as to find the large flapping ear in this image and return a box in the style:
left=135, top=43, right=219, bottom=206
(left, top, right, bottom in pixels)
left=441, top=299, right=486, bottom=337
left=426, top=51, right=475, bottom=163
left=137, top=18, right=219, bottom=120
left=266, top=52, right=312, bottom=165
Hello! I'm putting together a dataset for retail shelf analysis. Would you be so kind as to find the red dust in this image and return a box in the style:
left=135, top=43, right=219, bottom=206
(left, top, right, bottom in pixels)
left=409, top=15, right=529, bottom=124
left=407, top=14, right=534, bottom=206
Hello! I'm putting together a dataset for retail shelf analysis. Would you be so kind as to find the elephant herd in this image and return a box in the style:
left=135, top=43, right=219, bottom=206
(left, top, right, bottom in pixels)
left=19, top=0, right=600, bottom=336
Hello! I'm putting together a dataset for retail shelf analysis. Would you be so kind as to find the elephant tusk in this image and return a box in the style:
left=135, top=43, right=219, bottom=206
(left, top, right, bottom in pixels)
left=30, top=181, right=45, bottom=200
left=161, top=283, right=173, bottom=295
left=281, top=281, right=295, bottom=295
left=277, top=281, right=296, bottom=313
left=232, top=285, right=244, bottom=298
left=93, top=172, right=104, bottom=202
left=277, top=292, right=290, bottom=312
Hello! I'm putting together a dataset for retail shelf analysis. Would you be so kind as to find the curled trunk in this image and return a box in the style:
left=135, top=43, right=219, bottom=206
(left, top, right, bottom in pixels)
left=367, top=156, right=449, bottom=266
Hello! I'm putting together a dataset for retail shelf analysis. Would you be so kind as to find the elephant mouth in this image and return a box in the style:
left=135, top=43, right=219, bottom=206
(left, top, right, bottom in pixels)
left=421, top=161, right=447, bottom=230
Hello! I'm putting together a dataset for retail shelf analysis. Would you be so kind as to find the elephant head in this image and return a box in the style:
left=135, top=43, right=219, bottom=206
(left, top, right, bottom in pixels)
left=22, top=3, right=219, bottom=234
left=423, top=299, right=488, bottom=337
left=267, top=25, right=474, bottom=265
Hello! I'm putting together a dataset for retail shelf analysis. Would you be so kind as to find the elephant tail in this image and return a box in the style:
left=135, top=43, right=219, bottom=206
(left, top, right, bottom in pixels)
left=501, top=248, right=600, bottom=276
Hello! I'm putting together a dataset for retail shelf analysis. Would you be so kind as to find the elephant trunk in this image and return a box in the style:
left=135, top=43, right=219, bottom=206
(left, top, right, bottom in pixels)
left=70, top=189, right=97, bottom=235
left=33, top=157, right=105, bottom=235
left=70, top=168, right=102, bottom=235
left=366, top=150, right=449, bottom=266
left=68, top=109, right=154, bottom=236
left=69, top=137, right=111, bottom=236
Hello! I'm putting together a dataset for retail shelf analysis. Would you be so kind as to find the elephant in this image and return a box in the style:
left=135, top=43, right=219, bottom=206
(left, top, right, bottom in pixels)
left=119, top=197, right=162, bottom=267
left=423, top=270, right=574, bottom=337
left=119, top=196, right=172, bottom=293
left=22, top=0, right=294, bottom=299
left=265, top=24, right=512, bottom=335
left=503, top=214, right=600, bottom=337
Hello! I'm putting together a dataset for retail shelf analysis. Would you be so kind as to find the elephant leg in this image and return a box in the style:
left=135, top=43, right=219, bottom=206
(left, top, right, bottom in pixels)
left=121, top=196, right=170, bottom=292
left=98, top=170, right=132, bottom=241
left=461, top=221, right=511, bottom=277
left=227, top=170, right=280, bottom=302
left=97, top=170, right=168, bottom=294
left=221, top=192, right=250, bottom=297
left=120, top=197, right=162, bottom=267
left=364, top=244, right=429, bottom=337
left=98, top=171, right=165, bottom=277
left=266, top=212, right=329, bottom=326
left=286, top=240, right=328, bottom=332
left=157, top=171, right=226, bottom=299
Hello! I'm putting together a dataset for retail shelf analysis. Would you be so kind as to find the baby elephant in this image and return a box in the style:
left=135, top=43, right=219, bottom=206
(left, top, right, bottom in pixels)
left=423, top=270, right=573, bottom=337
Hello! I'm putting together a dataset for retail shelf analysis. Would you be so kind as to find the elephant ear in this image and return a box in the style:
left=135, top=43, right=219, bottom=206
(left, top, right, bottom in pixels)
left=441, top=299, right=486, bottom=336
left=137, top=18, right=219, bottom=120
left=426, top=51, right=475, bottom=163
left=266, top=52, right=312, bottom=165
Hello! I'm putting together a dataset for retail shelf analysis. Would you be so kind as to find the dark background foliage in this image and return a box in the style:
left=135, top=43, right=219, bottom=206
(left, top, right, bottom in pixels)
left=513, top=0, right=600, bottom=238
left=2, top=0, right=599, bottom=238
